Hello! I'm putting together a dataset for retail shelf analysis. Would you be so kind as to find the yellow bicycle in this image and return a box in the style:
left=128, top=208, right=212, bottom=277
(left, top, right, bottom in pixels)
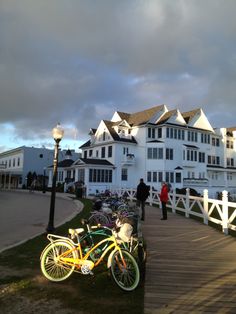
left=40, top=225, right=140, bottom=291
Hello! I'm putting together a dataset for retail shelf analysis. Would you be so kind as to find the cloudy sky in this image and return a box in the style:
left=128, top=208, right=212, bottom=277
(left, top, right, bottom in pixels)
left=1, top=0, right=236, bottom=153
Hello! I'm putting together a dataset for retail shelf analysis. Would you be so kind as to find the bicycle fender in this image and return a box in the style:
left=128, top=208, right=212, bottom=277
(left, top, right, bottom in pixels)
left=107, top=248, right=118, bottom=269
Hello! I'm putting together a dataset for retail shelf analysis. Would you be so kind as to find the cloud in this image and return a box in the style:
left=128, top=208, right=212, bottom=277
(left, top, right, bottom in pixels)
left=1, top=0, right=236, bottom=152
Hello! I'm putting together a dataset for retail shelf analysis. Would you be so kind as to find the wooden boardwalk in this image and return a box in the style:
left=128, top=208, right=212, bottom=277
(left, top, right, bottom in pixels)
left=141, top=205, right=236, bottom=314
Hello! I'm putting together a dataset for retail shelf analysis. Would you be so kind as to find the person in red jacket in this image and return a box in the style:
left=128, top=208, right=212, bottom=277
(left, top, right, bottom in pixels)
left=160, top=181, right=169, bottom=220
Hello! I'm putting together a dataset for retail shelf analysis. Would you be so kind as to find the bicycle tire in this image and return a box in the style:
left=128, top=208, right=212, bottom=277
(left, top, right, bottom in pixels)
left=88, top=213, right=109, bottom=226
left=110, top=249, right=140, bottom=291
left=40, top=241, right=78, bottom=282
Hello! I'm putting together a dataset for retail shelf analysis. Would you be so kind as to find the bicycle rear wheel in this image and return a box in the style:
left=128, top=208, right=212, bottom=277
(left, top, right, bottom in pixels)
left=110, top=249, right=140, bottom=291
left=40, top=241, right=78, bottom=282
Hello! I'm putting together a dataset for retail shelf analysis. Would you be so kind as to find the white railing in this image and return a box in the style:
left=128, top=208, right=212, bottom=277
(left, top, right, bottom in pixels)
left=109, top=187, right=236, bottom=236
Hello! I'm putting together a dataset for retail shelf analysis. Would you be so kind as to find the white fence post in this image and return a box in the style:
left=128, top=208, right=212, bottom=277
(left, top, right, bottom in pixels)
left=222, top=190, right=229, bottom=235
left=185, top=188, right=190, bottom=218
left=172, top=190, right=176, bottom=213
left=203, top=189, right=209, bottom=225
left=149, top=190, right=153, bottom=206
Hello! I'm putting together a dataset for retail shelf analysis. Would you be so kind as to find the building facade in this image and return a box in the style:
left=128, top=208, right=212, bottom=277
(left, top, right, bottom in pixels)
left=74, top=105, right=236, bottom=197
left=0, top=146, right=80, bottom=190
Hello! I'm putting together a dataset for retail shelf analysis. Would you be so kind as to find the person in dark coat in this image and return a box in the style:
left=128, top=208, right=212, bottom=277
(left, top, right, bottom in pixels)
left=160, top=181, right=169, bottom=220
left=136, top=178, right=149, bottom=221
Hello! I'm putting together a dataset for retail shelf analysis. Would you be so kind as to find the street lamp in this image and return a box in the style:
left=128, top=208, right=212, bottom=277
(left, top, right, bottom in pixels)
left=46, top=123, right=64, bottom=233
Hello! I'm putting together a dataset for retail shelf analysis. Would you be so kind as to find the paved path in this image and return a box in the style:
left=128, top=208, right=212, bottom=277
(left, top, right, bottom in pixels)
left=142, top=205, right=236, bottom=313
left=0, top=190, right=82, bottom=252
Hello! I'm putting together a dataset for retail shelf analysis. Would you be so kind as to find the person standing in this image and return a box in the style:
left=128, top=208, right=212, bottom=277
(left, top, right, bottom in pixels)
left=136, top=178, right=149, bottom=221
left=160, top=181, right=169, bottom=220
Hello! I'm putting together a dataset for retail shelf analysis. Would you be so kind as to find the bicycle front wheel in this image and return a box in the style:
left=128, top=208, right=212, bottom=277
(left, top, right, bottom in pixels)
left=40, top=241, right=78, bottom=282
left=89, top=213, right=109, bottom=226
left=110, top=249, right=140, bottom=291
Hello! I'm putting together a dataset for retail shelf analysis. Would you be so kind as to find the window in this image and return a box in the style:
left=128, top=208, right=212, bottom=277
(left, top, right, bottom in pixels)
left=199, top=152, right=205, bottom=163
left=157, top=128, right=162, bottom=138
left=201, top=133, right=210, bottom=144
left=17, top=157, right=20, bottom=166
left=101, top=147, right=106, bottom=158
left=175, top=172, right=181, bottom=183
left=185, top=149, right=197, bottom=161
left=89, top=169, right=112, bottom=183
left=208, top=155, right=220, bottom=165
left=123, top=147, right=129, bottom=155
left=103, top=131, right=106, bottom=141
left=153, top=172, right=157, bottom=182
left=147, top=148, right=163, bottom=159
left=121, top=168, right=128, bottom=181
left=187, top=131, right=198, bottom=142
left=227, top=158, right=234, bottom=167
left=147, top=171, right=152, bottom=182
left=84, top=151, right=87, bottom=159
left=13, top=158, right=15, bottom=167
left=165, top=172, right=174, bottom=183
left=78, top=169, right=85, bottom=183
left=166, top=148, right=173, bottom=160
left=89, top=149, right=93, bottom=157
left=96, top=150, right=99, bottom=157
left=212, top=137, right=220, bottom=147
left=108, top=146, right=112, bottom=158
left=147, top=171, right=161, bottom=182
left=226, top=140, right=234, bottom=149
left=148, top=128, right=155, bottom=138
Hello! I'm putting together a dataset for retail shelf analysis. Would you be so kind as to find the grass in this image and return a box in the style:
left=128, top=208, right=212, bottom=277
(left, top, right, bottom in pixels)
left=0, top=198, right=145, bottom=314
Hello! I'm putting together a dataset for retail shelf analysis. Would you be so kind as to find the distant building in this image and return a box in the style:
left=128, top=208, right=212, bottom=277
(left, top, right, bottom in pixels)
left=0, top=146, right=80, bottom=189
left=74, top=105, right=236, bottom=197
left=47, top=149, right=81, bottom=191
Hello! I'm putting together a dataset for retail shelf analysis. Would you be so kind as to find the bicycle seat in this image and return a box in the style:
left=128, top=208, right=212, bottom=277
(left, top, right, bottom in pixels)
left=69, top=228, right=84, bottom=236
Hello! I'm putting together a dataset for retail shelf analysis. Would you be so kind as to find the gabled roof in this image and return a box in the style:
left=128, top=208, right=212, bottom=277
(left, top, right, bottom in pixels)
left=115, top=111, right=131, bottom=122
left=79, top=140, right=91, bottom=149
left=74, top=158, right=114, bottom=166
left=181, top=108, right=201, bottom=124
left=115, top=105, right=165, bottom=126
left=157, top=109, right=178, bottom=124
left=89, top=128, right=97, bottom=135
left=103, top=120, right=137, bottom=143
left=49, top=159, right=75, bottom=168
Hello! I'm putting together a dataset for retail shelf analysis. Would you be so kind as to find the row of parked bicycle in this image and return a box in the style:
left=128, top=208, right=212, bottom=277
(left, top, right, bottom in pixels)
left=40, top=193, right=146, bottom=292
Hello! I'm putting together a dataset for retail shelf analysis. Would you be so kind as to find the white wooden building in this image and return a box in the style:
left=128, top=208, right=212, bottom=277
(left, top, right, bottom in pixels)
left=72, top=105, right=236, bottom=197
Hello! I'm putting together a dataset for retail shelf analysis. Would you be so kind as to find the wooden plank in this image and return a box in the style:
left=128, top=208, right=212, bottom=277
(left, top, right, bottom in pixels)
left=142, top=205, right=236, bottom=313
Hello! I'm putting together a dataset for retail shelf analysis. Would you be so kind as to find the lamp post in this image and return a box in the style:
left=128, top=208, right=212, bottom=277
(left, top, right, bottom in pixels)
left=46, top=123, right=64, bottom=233
left=42, top=167, right=46, bottom=193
